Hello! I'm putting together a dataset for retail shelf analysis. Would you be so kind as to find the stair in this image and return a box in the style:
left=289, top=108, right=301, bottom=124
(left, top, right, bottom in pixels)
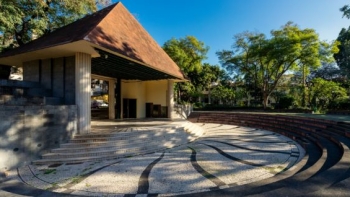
left=32, top=121, right=205, bottom=165
left=0, top=79, right=62, bottom=105
left=184, top=112, right=350, bottom=196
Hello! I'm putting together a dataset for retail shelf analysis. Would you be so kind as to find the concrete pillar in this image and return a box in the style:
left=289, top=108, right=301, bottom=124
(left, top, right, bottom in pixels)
left=108, top=79, right=115, bottom=119
left=75, top=53, right=91, bottom=134
left=167, top=80, right=174, bottom=119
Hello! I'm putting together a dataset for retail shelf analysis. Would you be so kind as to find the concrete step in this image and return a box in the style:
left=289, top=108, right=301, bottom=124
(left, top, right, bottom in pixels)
left=54, top=135, right=189, bottom=153
left=0, top=95, right=62, bottom=106
left=33, top=147, right=168, bottom=165
left=69, top=129, right=183, bottom=143
left=0, top=95, right=44, bottom=105
left=44, top=97, right=62, bottom=105
left=34, top=121, right=204, bottom=164
left=26, top=88, right=52, bottom=97
left=0, top=79, right=41, bottom=88
left=72, top=127, right=179, bottom=139
left=43, top=141, right=176, bottom=159
left=183, top=122, right=204, bottom=137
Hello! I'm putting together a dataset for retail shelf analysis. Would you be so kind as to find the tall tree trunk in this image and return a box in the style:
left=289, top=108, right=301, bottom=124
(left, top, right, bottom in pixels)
left=302, top=65, right=306, bottom=107
left=263, top=92, right=269, bottom=109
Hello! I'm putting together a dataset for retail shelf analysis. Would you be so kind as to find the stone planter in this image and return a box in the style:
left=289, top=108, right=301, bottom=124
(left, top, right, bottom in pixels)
left=0, top=65, right=11, bottom=79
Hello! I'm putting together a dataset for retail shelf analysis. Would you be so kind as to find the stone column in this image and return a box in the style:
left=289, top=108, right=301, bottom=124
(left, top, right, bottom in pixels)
left=108, top=79, right=115, bottom=119
left=75, top=53, right=91, bottom=134
left=167, top=80, right=174, bottom=119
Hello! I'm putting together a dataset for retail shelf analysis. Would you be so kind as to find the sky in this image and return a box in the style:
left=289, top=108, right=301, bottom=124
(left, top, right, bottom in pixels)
left=114, top=0, right=350, bottom=66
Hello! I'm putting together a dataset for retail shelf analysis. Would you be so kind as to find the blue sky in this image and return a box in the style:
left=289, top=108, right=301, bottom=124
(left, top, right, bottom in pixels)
left=115, top=0, right=350, bottom=66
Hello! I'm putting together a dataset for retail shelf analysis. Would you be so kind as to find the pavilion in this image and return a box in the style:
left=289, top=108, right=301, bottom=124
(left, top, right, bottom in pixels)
left=0, top=2, right=186, bottom=134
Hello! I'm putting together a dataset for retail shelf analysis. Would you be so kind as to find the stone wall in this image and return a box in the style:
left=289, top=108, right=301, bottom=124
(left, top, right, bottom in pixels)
left=23, top=56, right=75, bottom=104
left=0, top=105, right=77, bottom=170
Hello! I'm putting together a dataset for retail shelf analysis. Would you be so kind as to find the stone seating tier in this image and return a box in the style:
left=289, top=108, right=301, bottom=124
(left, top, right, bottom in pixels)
left=185, top=112, right=350, bottom=196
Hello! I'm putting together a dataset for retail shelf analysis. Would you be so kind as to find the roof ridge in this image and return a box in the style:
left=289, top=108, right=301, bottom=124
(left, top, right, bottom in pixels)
left=78, top=2, right=120, bottom=41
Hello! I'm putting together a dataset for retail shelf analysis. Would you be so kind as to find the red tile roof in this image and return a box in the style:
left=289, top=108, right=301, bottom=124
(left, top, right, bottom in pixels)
left=0, top=2, right=185, bottom=80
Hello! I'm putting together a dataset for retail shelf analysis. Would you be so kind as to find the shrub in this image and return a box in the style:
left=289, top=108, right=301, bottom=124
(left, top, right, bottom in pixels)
left=278, top=96, right=295, bottom=109
left=329, top=97, right=350, bottom=110
left=193, top=102, right=204, bottom=109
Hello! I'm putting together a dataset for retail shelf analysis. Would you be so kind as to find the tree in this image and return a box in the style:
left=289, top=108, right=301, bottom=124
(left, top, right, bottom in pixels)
left=193, top=63, right=225, bottom=90
left=217, top=22, right=337, bottom=109
left=163, top=36, right=209, bottom=102
left=210, top=85, right=235, bottom=105
left=163, top=36, right=209, bottom=74
left=340, top=4, right=350, bottom=19
left=0, top=0, right=110, bottom=51
left=310, top=62, right=343, bottom=81
left=334, top=27, right=350, bottom=78
left=309, top=78, right=347, bottom=110
left=335, top=3, right=350, bottom=78
left=333, top=3, right=350, bottom=100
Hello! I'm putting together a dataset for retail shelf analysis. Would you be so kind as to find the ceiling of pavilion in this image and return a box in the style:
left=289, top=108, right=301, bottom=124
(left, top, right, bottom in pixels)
left=91, top=49, right=175, bottom=80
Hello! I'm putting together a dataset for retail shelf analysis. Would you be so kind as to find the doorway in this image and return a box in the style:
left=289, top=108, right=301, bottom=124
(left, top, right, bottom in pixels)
left=123, top=98, right=137, bottom=118
left=91, top=78, right=109, bottom=119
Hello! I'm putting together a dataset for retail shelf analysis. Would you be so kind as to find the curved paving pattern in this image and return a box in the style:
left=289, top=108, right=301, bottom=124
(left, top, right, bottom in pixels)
left=5, top=123, right=303, bottom=196
left=2, top=112, right=350, bottom=197
left=184, top=112, right=350, bottom=197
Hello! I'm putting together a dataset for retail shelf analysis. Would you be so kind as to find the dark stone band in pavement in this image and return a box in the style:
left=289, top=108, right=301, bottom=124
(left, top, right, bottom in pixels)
left=199, top=143, right=265, bottom=167
left=137, top=152, right=165, bottom=194
left=188, top=146, right=226, bottom=187
left=203, top=139, right=291, bottom=155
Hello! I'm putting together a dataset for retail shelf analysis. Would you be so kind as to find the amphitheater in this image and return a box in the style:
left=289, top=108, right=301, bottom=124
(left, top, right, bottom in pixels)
left=1, top=111, right=349, bottom=197
left=0, top=3, right=350, bottom=196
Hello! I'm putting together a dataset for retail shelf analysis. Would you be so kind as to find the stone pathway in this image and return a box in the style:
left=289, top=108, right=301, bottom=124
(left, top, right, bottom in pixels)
left=2, top=123, right=304, bottom=197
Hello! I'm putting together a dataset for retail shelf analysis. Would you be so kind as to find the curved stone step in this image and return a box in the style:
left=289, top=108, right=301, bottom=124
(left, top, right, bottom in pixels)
left=33, top=142, right=180, bottom=165
left=184, top=112, right=350, bottom=196
left=33, top=121, right=204, bottom=165
left=53, top=135, right=191, bottom=153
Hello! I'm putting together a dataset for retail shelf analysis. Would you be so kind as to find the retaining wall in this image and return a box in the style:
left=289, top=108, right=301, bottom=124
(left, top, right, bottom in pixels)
left=0, top=105, right=77, bottom=170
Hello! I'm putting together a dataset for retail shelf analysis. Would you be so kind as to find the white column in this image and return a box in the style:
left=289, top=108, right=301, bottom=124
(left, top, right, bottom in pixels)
left=167, top=80, right=174, bottom=119
left=108, top=79, right=115, bottom=119
left=75, top=52, right=91, bottom=134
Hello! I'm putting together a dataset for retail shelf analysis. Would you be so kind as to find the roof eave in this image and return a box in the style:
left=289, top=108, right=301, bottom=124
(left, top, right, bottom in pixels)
left=90, top=43, right=186, bottom=81
left=0, top=41, right=99, bottom=66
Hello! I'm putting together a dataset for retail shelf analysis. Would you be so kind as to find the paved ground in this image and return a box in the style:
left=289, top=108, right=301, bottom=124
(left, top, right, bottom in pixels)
left=0, top=123, right=304, bottom=197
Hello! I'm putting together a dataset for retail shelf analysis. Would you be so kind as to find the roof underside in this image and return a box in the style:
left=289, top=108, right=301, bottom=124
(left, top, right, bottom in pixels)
left=92, top=49, right=176, bottom=80
left=0, top=2, right=186, bottom=81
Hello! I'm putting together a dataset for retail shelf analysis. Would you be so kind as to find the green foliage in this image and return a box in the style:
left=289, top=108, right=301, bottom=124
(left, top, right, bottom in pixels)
left=334, top=27, right=350, bottom=78
left=341, top=4, right=350, bottom=19
left=210, top=85, right=235, bottom=105
left=310, top=62, right=342, bottom=80
left=270, top=90, right=287, bottom=105
left=217, top=22, right=334, bottom=109
left=278, top=96, right=295, bottom=109
left=193, top=102, right=204, bottom=109
left=309, top=78, right=347, bottom=110
left=163, top=36, right=229, bottom=103
left=0, top=0, right=110, bottom=51
left=188, top=63, right=226, bottom=91
left=163, top=36, right=209, bottom=74
left=328, top=97, right=350, bottom=110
